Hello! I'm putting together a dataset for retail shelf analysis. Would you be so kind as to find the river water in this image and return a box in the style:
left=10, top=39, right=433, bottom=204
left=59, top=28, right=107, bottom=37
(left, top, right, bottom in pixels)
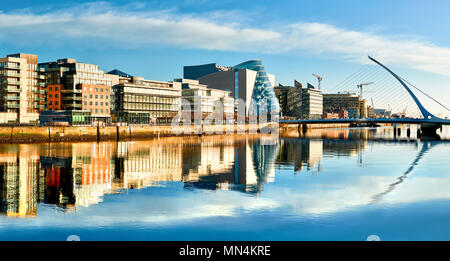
left=0, top=126, right=449, bottom=240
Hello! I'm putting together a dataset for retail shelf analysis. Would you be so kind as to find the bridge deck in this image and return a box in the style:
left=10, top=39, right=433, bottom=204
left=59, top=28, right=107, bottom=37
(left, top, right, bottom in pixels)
left=280, top=118, right=450, bottom=125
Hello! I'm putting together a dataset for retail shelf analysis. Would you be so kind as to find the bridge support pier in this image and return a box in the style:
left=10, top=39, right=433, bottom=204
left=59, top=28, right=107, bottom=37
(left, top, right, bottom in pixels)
left=301, top=124, right=308, bottom=133
left=420, top=123, right=442, bottom=136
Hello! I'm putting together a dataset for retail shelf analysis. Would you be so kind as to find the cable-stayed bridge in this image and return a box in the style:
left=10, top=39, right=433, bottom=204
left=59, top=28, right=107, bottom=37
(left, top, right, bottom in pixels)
left=280, top=56, right=450, bottom=135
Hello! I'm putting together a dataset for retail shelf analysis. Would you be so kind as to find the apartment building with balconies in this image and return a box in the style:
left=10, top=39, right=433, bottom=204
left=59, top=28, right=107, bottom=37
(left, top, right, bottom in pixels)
left=0, top=53, right=44, bottom=124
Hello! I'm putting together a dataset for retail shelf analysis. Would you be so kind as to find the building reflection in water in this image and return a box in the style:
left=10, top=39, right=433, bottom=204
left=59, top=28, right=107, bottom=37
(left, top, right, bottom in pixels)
left=0, top=134, right=281, bottom=217
left=278, top=128, right=368, bottom=172
left=0, top=145, right=41, bottom=217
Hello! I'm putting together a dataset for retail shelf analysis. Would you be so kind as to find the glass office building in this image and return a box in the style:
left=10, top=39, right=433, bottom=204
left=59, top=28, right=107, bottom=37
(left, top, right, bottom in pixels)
left=233, top=60, right=280, bottom=116
left=184, top=60, right=280, bottom=118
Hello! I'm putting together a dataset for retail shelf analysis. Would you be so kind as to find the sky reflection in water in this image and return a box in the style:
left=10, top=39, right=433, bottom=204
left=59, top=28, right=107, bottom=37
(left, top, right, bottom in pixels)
left=0, top=126, right=449, bottom=240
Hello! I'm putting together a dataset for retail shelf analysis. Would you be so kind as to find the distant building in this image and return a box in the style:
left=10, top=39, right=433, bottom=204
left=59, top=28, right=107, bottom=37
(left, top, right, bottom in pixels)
left=367, top=106, right=376, bottom=118
left=374, top=108, right=391, bottom=118
left=0, top=53, right=45, bottom=124
left=338, top=108, right=349, bottom=119
left=112, top=75, right=181, bottom=125
left=176, top=78, right=234, bottom=124
left=183, top=60, right=279, bottom=117
left=323, top=93, right=365, bottom=119
left=322, top=112, right=339, bottom=119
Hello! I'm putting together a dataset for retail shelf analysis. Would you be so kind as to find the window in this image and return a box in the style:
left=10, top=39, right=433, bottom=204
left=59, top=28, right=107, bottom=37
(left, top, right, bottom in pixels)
left=55, top=87, right=59, bottom=91
left=55, top=101, right=58, bottom=105
left=90, top=94, right=93, bottom=98
left=95, top=95, right=98, bottom=99
left=106, top=95, right=109, bottom=99
left=49, top=94, right=52, bottom=98
left=49, top=88, right=52, bottom=92
left=55, top=94, right=59, bottom=98
left=100, top=88, right=103, bottom=92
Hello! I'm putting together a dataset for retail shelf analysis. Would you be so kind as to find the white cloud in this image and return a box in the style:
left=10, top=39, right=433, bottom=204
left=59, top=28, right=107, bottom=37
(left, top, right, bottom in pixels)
left=1, top=2, right=450, bottom=76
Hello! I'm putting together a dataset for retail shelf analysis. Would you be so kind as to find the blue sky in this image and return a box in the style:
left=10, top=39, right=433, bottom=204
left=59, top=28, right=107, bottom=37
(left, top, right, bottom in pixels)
left=1, top=0, right=449, bottom=117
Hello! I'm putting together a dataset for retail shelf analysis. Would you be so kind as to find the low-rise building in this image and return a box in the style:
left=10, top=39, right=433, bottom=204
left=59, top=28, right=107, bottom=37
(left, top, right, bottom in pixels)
left=323, top=93, right=365, bottom=119
left=322, top=112, right=339, bottom=119
left=176, top=78, right=234, bottom=124
left=39, top=110, right=92, bottom=126
left=112, top=74, right=181, bottom=125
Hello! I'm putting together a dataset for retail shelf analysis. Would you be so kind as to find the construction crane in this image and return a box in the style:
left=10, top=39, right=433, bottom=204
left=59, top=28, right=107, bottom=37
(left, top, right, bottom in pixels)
left=312, top=73, right=322, bottom=90
left=357, top=82, right=374, bottom=99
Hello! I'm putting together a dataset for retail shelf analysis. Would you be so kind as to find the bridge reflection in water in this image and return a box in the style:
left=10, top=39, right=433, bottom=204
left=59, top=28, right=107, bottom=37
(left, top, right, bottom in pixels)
left=0, top=127, right=448, bottom=218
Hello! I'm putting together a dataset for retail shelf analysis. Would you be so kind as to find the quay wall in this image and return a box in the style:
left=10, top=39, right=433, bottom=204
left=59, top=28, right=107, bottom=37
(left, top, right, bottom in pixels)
left=0, top=123, right=396, bottom=144
left=0, top=124, right=264, bottom=144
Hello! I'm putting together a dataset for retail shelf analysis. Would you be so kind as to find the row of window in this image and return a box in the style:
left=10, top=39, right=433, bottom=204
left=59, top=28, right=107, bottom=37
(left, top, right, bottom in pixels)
left=84, top=94, right=109, bottom=100
left=83, top=86, right=110, bottom=93
left=84, top=101, right=109, bottom=106
left=123, top=95, right=177, bottom=104
left=89, top=108, right=109, bottom=114
left=123, top=103, right=176, bottom=111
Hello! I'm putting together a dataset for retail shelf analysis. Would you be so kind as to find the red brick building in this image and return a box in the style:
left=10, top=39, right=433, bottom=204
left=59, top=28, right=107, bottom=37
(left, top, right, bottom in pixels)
left=47, top=84, right=63, bottom=110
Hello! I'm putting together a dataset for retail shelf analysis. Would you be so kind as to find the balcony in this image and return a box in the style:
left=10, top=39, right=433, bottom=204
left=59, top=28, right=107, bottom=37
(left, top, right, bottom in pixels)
left=37, top=82, right=45, bottom=87
left=7, top=103, right=20, bottom=109
left=4, top=79, right=20, bottom=85
left=6, top=96, right=20, bottom=101
left=1, top=64, right=20, bottom=70
left=7, top=87, right=21, bottom=93
left=1, top=71, right=21, bottom=77
left=40, top=90, right=46, bottom=95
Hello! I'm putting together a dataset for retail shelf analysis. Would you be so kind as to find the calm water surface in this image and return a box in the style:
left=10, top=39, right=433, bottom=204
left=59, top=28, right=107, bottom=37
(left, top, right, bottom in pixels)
left=0, top=126, right=450, bottom=241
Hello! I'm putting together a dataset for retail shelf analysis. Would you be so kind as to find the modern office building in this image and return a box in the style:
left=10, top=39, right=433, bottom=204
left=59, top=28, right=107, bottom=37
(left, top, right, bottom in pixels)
left=301, top=83, right=323, bottom=120
left=183, top=60, right=280, bottom=117
left=286, top=81, right=323, bottom=120
left=323, top=93, right=366, bottom=119
left=286, top=80, right=303, bottom=118
left=39, top=58, right=119, bottom=125
left=112, top=75, right=181, bottom=124
left=0, top=53, right=45, bottom=124
left=274, top=84, right=291, bottom=117
left=176, top=78, right=234, bottom=124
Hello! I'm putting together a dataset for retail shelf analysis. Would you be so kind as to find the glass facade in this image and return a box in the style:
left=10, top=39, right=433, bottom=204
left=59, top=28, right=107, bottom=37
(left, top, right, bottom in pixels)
left=233, top=60, right=280, bottom=116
